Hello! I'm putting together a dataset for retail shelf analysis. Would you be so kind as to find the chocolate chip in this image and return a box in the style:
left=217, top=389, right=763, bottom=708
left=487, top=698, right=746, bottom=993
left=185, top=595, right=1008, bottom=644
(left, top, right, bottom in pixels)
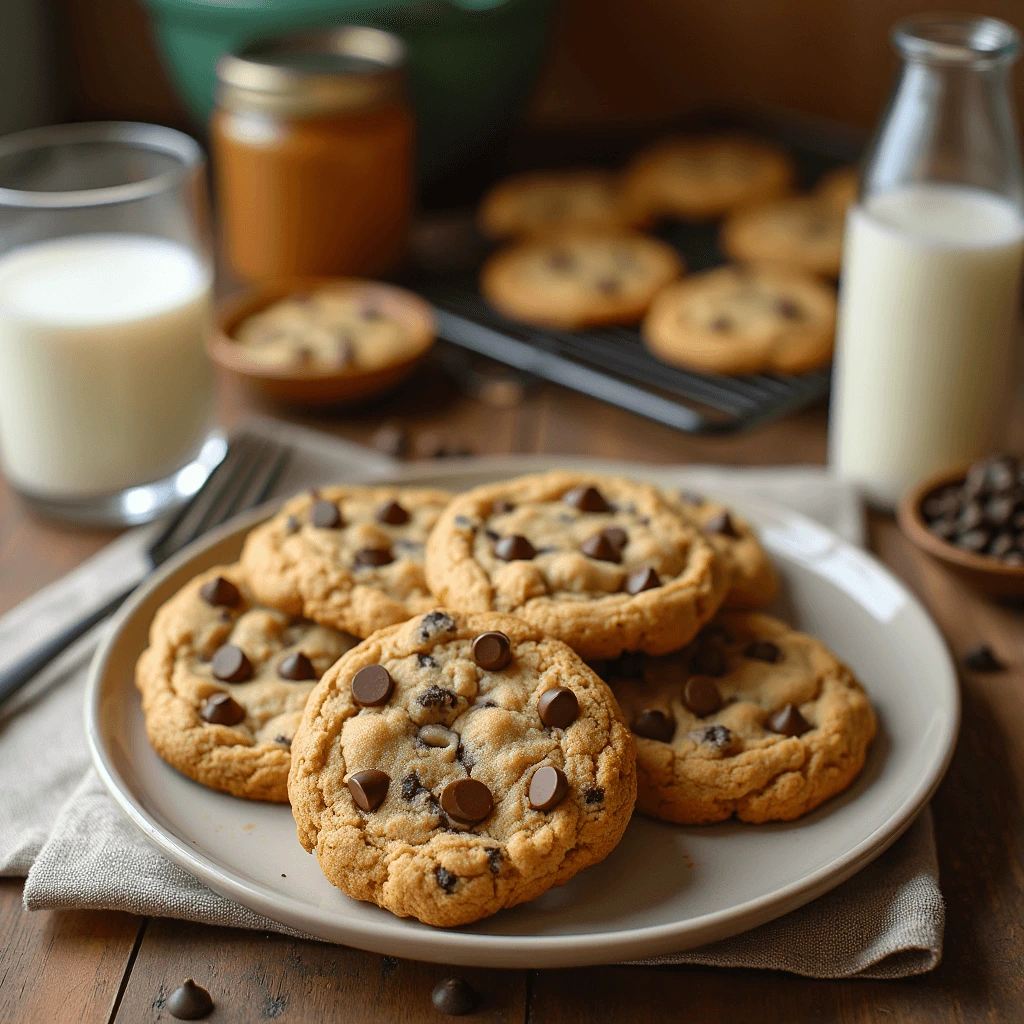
left=352, top=664, right=394, bottom=706
left=472, top=631, right=512, bottom=671
left=354, top=546, right=393, bottom=567
left=347, top=769, right=390, bottom=811
left=986, top=495, right=1017, bottom=527
left=419, top=611, right=456, bottom=641
left=278, top=651, right=317, bottom=681
left=767, top=703, right=812, bottom=736
left=440, top=778, right=494, bottom=824
left=200, top=692, right=245, bottom=726
left=529, top=765, right=569, bottom=811
left=401, top=772, right=424, bottom=800
left=683, top=676, right=722, bottom=716
left=1006, top=550, right=1024, bottom=566
left=431, top=978, right=478, bottom=1016
left=418, top=684, right=458, bottom=708
left=454, top=515, right=474, bottom=529
left=990, top=532, right=1016, bottom=558
left=957, top=529, right=991, bottom=552
left=167, top=979, right=214, bottom=1020
left=284, top=515, right=300, bottom=534
left=210, top=644, right=253, bottom=683
left=624, top=566, right=661, bottom=594
left=310, top=500, right=342, bottom=529
left=704, top=510, right=740, bottom=537
left=538, top=687, right=579, bottom=728
left=376, top=500, right=410, bottom=525
left=595, top=276, right=621, bottom=294
left=435, top=866, right=458, bottom=892
left=581, top=532, right=622, bottom=563
left=417, top=653, right=438, bottom=669
left=485, top=846, right=503, bottom=873
left=775, top=297, right=803, bottom=320
left=274, top=734, right=291, bottom=747
left=492, top=499, right=515, bottom=515
left=928, top=517, right=958, bottom=541
left=958, top=500, right=986, bottom=531
left=921, top=486, right=960, bottom=519
left=584, top=787, right=605, bottom=804
left=199, top=576, right=240, bottom=609
left=494, top=534, right=537, bottom=561
left=370, top=422, right=409, bottom=459
left=602, top=526, right=628, bottom=549
left=745, top=640, right=781, bottom=663
left=631, top=709, right=674, bottom=742
left=984, top=456, right=1017, bottom=493
left=680, top=489, right=706, bottom=506
left=564, top=485, right=611, bottom=512
left=691, top=645, right=725, bottom=677
left=691, top=723, right=733, bottom=750
left=963, top=642, right=1005, bottom=672
left=709, top=316, right=732, bottom=332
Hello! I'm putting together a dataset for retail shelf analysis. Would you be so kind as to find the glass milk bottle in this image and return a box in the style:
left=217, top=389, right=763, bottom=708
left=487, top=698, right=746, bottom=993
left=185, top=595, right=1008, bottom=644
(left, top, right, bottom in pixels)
left=829, top=15, right=1024, bottom=508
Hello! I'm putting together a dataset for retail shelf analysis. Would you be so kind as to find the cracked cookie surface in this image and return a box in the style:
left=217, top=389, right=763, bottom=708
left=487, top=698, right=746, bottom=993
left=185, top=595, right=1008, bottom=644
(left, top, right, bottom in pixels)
left=424, top=471, right=728, bottom=660
left=288, top=610, right=636, bottom=926
left=606, top=611, right=876, bottom=824
left=240, top=486, right=452, bottom=638
left=136, top=564, right=357, bottom=801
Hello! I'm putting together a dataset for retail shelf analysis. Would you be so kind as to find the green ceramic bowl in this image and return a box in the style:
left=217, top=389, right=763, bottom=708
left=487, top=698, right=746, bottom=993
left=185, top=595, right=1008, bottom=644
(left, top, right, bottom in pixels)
left=141, top=0, right=555, bottom=182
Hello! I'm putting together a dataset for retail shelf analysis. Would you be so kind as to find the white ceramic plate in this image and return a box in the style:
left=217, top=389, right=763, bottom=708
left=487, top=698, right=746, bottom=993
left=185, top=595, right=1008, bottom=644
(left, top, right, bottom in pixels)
left=86, top=457, right=959, bottom=969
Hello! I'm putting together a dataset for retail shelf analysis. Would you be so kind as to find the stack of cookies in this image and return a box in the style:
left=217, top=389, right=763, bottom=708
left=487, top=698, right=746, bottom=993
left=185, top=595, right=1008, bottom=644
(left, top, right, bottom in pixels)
left=477, top=137, right=855, bottom=377
left=136, top=472, right=876, bottom=926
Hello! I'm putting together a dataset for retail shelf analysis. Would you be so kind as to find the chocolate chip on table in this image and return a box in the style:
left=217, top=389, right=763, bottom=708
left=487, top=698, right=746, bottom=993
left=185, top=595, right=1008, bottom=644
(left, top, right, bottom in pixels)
left=691, top=645, right=725, bottom=677
left=631, top=708, right=675, bottom=742
left=354, top=546, right=394, bottom=567
left=580, top=532, right=622, bottom=563
left=538, top=686, right=579, bottom=728
left=584, top=787, right=605, bottom=804
left=745, top=639, right=782, bottom=663
left=347, top=769, right=390, bottom=811
left=278, top=651, right=317, bottom=681
left=210, top=644, right=253, bottom=683
left=963, top=642, right=1005, bottom=672
left=957, top=529, right=991, bottom=553
left=370, top=422, right=409, bottom=459
left=351, top=664, right=395, bottom=706
left=624, top=566, right=661, bottom=594
left=435, top=867, right=458, bottom=893
left=166, top=978, right=214, bottom=1020
left=375, top=499, right=410, bottom=525
left=200, top=692, right=245, bottom=726
left=494, top=534, right=537, bottom=561
left=683, top=676, right=722, bottom=717
left=767, top=703, right=812, bottom=737
left=310, top=500, right=342, bottom=529
left=704, top=510, right=740, bottom=537
left=563, top=484, right=611, bottom=513
left=440, top=778, right=494, bottom=824
left=198, top=576, right=240, bottom=609
left=472, top=631, right=512, bottom=671
left=529, top=765, right=570, bottom=811
left=431, top=978, right=479, bottom=1016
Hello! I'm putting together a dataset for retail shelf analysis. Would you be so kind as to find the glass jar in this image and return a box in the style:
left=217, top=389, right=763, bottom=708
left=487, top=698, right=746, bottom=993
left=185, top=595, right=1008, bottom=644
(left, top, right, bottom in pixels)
left=211, top=27, right=415, bottom=283
left=829, top=15, right=1024, bottom=507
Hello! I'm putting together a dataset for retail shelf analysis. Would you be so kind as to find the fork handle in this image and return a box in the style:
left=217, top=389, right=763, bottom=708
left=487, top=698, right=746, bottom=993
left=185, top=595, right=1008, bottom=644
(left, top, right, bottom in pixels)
left=0, top=583, right=136, bottom=704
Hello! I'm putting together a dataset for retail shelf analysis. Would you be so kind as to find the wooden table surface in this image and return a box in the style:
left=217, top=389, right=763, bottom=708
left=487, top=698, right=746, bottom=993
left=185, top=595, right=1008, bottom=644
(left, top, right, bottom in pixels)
left=2, top=363, right=1023, bottom=1023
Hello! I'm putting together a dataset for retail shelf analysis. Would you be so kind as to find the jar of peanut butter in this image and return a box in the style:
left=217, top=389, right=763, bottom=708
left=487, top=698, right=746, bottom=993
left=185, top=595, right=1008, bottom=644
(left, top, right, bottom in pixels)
left=212, top=27, right=414, bottom=283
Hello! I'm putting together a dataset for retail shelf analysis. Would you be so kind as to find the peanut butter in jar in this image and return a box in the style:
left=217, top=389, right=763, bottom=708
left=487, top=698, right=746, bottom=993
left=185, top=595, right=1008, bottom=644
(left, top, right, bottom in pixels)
left=212, top=27, right=414, bottom=283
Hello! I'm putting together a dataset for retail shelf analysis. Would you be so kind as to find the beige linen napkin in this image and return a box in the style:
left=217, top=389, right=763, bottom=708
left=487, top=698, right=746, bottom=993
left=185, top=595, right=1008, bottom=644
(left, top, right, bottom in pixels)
left=0, top=419, right=943, bottom=978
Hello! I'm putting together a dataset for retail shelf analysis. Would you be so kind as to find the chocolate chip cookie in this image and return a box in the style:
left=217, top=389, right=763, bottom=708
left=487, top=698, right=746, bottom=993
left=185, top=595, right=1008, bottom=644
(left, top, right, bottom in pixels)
left=135, top=564, right=357, bottom=802
left=288, top=610, right=636, bottom=926
left=721, top=196, right=845, bottom=278
left=479, top=231, right=683, bottom=330
left=241, top=486, right=452, bottom=639
left=424, top=472, right=728, bottom=660
left=642, top=265, right=836, bottom=375
left=478, top=170, right=646, bottom=240
left=607, top=611, right=876, bottom=824
left=623, top=136, right=794, bottom=221
left=668, top=490, right=779, bottom=608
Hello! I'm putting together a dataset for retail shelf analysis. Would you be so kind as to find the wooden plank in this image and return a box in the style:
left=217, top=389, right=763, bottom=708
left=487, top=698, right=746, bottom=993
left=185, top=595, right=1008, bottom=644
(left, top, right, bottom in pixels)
left=0, top=878, right=143, bottom=1024
left=114, top=917, right=527, bottom=1023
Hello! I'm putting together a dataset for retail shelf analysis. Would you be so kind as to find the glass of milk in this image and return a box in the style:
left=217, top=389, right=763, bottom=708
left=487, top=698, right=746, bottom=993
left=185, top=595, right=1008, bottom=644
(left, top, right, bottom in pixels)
left=829, top=15, right=1024, bottom=508
left=0, top=121, right=223, bottom=525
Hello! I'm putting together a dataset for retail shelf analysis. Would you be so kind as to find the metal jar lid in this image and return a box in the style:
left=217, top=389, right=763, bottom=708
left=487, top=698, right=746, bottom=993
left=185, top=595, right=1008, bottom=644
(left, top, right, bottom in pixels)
left=216, top=27, right=407, bottom=118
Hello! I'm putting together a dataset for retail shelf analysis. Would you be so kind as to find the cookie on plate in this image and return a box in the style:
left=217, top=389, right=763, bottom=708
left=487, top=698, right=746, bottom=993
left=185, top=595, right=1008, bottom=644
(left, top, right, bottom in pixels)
left=720, top=195, right=845, bottom=278
left=667, top=489, right=779, bottom=608
left=478, top=170, right=646, bottom=240
left=607, top=611, right=876, bottom=824
left=642, top=265, right=836, bottom=375
left=623, top=137, right=794, bottom=221
left=815, top=165, right=860, bottom=211
left=424, top=471, right=728, bottom=660
left=479, top=230, right=683, bottom=330
left=135, top=564, right=358, bottom=802
left=240, top=486, right=453, bottom=638
left=288, top=610, right=636, bottom=926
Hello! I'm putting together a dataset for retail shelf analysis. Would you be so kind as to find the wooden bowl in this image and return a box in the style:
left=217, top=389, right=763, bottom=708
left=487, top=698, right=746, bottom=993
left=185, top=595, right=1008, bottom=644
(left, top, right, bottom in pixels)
left=897, top=462, right=1024, bottom=599
left=211, top=278, right=436, bottom=407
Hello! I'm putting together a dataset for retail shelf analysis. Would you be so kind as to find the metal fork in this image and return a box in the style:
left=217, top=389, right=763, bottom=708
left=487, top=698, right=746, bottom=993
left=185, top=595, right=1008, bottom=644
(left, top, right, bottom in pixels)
left=0, top=433, right=291, bottom=704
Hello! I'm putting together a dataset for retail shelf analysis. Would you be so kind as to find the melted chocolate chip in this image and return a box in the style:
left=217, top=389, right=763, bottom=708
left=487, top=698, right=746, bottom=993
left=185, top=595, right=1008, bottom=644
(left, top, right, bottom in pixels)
left=683, top=676, right=722, bottom=717
left=347, top=769, right=390, bottom=811
left=692, top=723, right=733, bottom=750
left=354, top=546, right=393, bottom=567
left=485, top=846, right=503, bottom=873
left=440, top=778, right=494, bottom=824
left=435, top=867, right=458, bottom=893
left=431, top=978, right=478, bottom=1016
left=538, top=687, right=579, bottom=728
left=210, top=645, right=253, bottom=683
left=200, top=692, right=245, bottom=726
left=494, top=534, right=537, bottom=561
left=351, top=664, right=394, bottom=706
left=375, top=500, right=410, bottom=525
left=529, top=765, right=569, bottom=811
left=631, top=709, right=674, bottom=742
left=418, top=684, right=458, bottom=708
left=581, top=532, right=622, bottom=563
left=472, top=631, right=512, bottom=671
left=199, top=576, right=240, bottom=609
left=584, top=787, right=605, bottom=804
left=745, top=640, right=782, bottom=663
left=624, top=566, right=661, bottom=594
left=278, top=651, right=317, bottom=681
left=417, top=653, right=438, bottom=669
left=401, top=772, right=424, bottom=800
left=767, top=704, right=812, bottom=737
left=310, top=500, right=342, bottom=529
left=963, top=643, right=1005, bottom=672
left=564, top=484, right=611, bottom=513
left=418, top=611, right=456, bottom=641
left=704, top=510, right=740, bottom=537
left=166, top=979, right=214, bottom=1020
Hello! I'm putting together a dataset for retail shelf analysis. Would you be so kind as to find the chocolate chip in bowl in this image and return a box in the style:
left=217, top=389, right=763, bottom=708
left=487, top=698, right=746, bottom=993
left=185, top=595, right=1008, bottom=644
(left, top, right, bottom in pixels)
left=897, top=455, right=1024, bottom=599
left=211, top=278, right=435, bottom=406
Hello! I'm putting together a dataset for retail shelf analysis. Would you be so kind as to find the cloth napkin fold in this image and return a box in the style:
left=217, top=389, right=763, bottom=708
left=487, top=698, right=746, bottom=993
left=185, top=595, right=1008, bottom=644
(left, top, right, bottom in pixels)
left=0, top=419, right=943, bottom=979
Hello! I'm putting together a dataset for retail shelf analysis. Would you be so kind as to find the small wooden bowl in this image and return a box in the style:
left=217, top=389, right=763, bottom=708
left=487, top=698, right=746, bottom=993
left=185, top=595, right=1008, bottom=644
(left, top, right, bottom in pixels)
left=897, top=463, right=1024, bottom=599
left=211, top=278, right=436, bottom=407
